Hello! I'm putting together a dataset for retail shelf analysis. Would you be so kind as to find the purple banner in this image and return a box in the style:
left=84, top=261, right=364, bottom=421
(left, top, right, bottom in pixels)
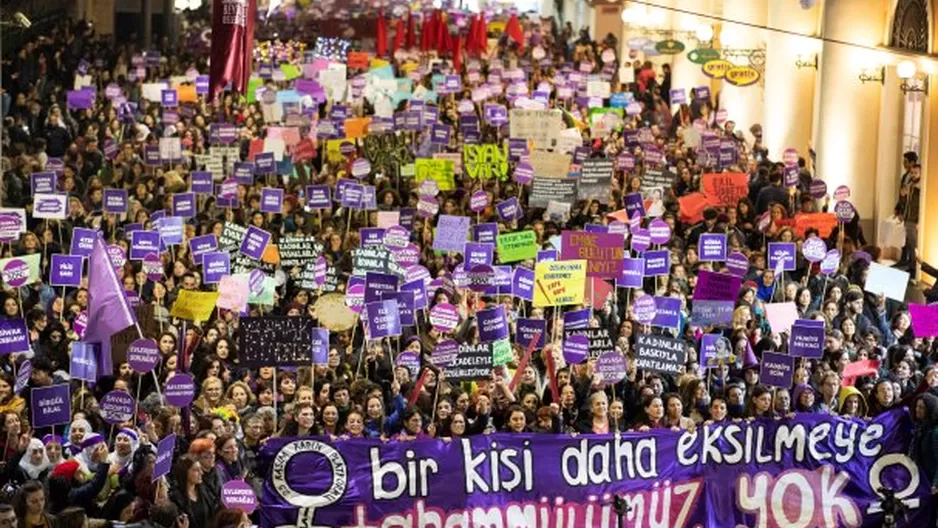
left=259, top=410, right=932, bottom=527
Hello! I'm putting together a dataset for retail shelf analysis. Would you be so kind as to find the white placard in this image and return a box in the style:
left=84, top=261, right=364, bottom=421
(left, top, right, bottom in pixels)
left=864, top=262, right=909, bottom=301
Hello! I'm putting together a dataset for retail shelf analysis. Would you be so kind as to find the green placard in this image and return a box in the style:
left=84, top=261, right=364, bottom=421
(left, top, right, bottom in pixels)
left=492, top=338, right=513, bottom=366
left=497, top=231, right=538, bottom=263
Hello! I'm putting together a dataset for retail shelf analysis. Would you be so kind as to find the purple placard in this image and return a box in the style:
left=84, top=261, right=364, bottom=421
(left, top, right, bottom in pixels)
left=648, top=219, right=671, bottom=245
left=429, top=303, right=460, bottom=332
left=383, top=227, right=410, bottom=248
left=694, top=270, right=743, bottom=302
left=240, top=226, right=271, bottom=260
left=633, top=295, right=658, bottom=324
left=188, top=234, right=218, bottom=264
left=260, top=188, right=284, bottom=214
left=834, top=200, right=856, bottom=222
left=596, top=352, right=628, bottom=384
left=433, top=215, right=471, bottom=253
left=515, top=318, right=546, bottom=350
left=470, top=190, right=489, bottom=213
left=306, top=185, right=332, bottom=209
left=563, top=334, right=589, bottom=364
left=49, top=254, right=83, bottom=287
left=473, top=223, right=498, bottom=244
left=381, top=291, right=415, bottom=327
left=631, top=228, right=651, bottom=253
left=802, top=237, right=827, bottom=263
left=130, top=231, right=161, bottom=260
left=623, top=193, right=645, bottom=219
left=618, top=258, right=644, bottom=288
left=643, top=250, right=670, bottom=277
left=31, top=172, right=56, bottom=194
left=810, top=179, right=828, bottom=199
left=157, top=216, right=184, bottom=246
left=234, top=162, right=255, bottom=185
left=192, top=171, right=214, bottom=194
left=103, top=189, right=128, bottom=214
left=768, top=242, right=797, bottom=272
left=465, top=242, right=494, bottom=266
left=202, top=252, right=230, bottom=284
left=127, top=338, right=161, bottom=373
left=165, top=373, right=196, bottom=406
left=2, top=259, right=29, bottom=287
left=222, top=480, right=258, bottom=513
left=495, top=198, right=521, bottom=222
left=564, top=308, right=591, bottom=330
left=477, top=305, right=509, bottom=343
left=361, top=228, right=386, bottom=246
left=790, top=322, right=825, bottom=358
left=400, top=279, right=428, bottom=310
left=311, top=328, right=329, bottom=365
left=651, top=296, right=681, bottom=329
left=69, top=342, right=97, bottom=382
left=432, top=339, right=460, bottom=368
left=365, top=272, right=398, bottom=304
left=537, top=250, right=558, bottom=262
left=761, top=352, right=795, bottom=388
left=172, top=192, right=196, bottom=218
left=161, top=89, right=178, bottom=107
left=100, top=390, right=135, bottom=424
left=698, top=234, right=727, bottom=262
left=365, top=299, right=402, bottom=338
left=31, top=384, right=71, bottom=427
left=726, top=251, right=749, bottom=277
left=255, top=152, right=275, bottom=173
left=512, top=267, right=535, bottom=301
left=513, top=162, right=534, bottom=184
left=152, top=434, right=176, bottom=482
left=820, top=249, right=841, bottom=275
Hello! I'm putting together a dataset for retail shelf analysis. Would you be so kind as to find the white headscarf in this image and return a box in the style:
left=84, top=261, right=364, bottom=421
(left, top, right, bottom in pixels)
left=76, top=433, right=105, bottom=473
left=18, top=438, right=51, bottom=480
left=107, top=429, right=139, bottom=470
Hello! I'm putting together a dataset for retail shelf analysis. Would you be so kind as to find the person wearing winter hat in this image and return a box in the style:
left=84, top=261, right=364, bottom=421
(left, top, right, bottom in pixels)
left=47, top=450, right=116, bottom=515
left=792, top=384, right=818, bottom=413
left=75, top=433, right=106, bottom=474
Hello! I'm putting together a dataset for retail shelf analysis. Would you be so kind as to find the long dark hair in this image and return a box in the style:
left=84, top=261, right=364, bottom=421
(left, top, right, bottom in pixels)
left=171, top=454, right=200, bottom=491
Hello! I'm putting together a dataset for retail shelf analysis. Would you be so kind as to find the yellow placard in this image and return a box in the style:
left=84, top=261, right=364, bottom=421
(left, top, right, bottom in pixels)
left=414, top=158, right=456, bottom=191
left=533, top=260, right=587, bottom=308
left=326, top=139, right=345, bottom=164
left=170, top=290, right=220, bottom=321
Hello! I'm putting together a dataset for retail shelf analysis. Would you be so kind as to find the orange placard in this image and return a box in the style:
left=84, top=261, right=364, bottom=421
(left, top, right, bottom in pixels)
left=175, top=85, right=197, bottom=103
left=262, top=244, right=280, bottom=265
left=701, top=172, right=748, bottom=206
left=344, top=117, right=371, bottom=140
left=794, top=213, right=838, bottom=238
left=606, top=209, right=630, bottom=223
left=348, top=52, right=370, bottom=69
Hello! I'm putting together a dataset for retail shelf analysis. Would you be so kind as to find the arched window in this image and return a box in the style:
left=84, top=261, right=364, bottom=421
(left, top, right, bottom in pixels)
left=891, top=0, right=930, bottom=156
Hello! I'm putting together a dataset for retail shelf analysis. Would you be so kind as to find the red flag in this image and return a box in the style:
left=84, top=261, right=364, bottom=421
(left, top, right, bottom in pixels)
left=435, top=11, right=447, bottom=54
left=376, top=11, right=388, bottom=57
left=209, top=0, right=257, bottom=101
left=392, top=18, right=405, bottom=55
left=466, top=15, right=479, bottom=55
left=476, top=15, right=488, bottom=56
left=504, top=14, right=524, bottom=51
left=405, top=12, right=416, bottom=49
left=420, top=12, right=433, bottom=52
left=452, top=35, right=463, bottom=73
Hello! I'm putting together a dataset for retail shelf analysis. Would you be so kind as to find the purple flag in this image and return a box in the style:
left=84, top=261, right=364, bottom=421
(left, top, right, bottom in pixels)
left=85, top=234, right=138, bottom=377
left=69, top=342, right=98, bottom=382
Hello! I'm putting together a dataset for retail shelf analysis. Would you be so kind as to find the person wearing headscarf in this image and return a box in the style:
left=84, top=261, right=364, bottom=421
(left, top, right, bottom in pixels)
left=910, top=393, right=938, bottom=493
left=63, top=418, right=92, bottom=457
left=107, top=428, right=139, bottom=472
left=75, top=433, right=105, bottom=474
left=42, top=434, right=65, bottom=466
left=17, top=438, right=52, bottom=480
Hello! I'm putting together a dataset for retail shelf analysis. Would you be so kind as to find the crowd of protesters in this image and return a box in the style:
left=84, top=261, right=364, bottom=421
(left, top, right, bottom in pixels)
left=0, top=6, right=936, bottom=528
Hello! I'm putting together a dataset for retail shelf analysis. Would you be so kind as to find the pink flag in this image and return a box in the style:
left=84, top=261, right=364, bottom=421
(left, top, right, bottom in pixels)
left=84, top=234, right=137, bottom=377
